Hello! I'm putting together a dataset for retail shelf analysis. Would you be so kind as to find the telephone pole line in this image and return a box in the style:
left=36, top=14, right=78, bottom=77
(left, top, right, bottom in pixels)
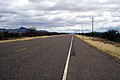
left=92, top=17, right=94, bottom=33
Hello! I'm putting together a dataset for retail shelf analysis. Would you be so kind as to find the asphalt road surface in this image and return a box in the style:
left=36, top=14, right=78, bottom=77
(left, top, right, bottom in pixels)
left=0, top=35, right=120, bottom=80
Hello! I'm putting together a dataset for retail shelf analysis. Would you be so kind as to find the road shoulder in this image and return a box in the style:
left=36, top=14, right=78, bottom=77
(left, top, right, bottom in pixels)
left=76, top=35, right=120, bottom=61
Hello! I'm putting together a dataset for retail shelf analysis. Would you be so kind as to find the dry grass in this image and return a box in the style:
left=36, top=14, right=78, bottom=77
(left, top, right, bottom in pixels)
left=91, top=37, right=120, bottom=47
left=0, top=35, right=65, bottom=43
left=0, top=36, right=50, bottom=43
left=76, top=35, right=120, bottom=59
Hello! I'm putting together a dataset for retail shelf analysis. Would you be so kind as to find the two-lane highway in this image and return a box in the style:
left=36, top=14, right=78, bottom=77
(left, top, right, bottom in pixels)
left=0, top=35, right=120, bottom=80
left=0, top=35, right=71, bottom=80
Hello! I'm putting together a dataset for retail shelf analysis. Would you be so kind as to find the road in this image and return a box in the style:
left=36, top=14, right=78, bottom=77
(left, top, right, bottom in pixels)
left=0, top=35, right=120, bottom=80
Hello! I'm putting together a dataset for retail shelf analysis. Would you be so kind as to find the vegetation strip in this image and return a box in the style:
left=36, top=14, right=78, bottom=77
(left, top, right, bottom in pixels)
left=0, top=35, right=64, bottom=43
left=0, top=36, right=49, bottom=43
left=76, top=35, right=120, bottom=59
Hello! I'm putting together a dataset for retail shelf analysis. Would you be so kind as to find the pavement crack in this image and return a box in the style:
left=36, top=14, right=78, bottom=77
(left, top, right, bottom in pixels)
left=15, top=48, right=26, bottom=52
left=71, top=39, right=76, bottom=56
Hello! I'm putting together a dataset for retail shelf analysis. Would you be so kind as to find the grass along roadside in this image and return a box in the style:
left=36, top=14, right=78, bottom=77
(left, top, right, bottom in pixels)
left=76, top=35, right=120, bottom=59
left=0, top=36, right=50, bottom=43
left=0, top=35, right=66, bottom=43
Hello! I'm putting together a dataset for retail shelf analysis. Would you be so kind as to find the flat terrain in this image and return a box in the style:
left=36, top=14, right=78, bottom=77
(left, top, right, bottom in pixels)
left=0, top=35, right=120, bottom=80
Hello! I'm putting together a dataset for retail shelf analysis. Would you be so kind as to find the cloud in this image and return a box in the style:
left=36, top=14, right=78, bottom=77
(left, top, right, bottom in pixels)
left=0, top=0, right=120, bottom=32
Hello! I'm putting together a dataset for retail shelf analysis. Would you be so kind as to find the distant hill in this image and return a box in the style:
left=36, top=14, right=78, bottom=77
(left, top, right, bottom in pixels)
left=0, top=29, right=8, bottom=32
left=0, top=27, right=66, bottom=40
left=7, top=27, right=28, bottom=33
left=0, top=27, right=49, bottom=33
left=0, top=27, right=29, bottom=33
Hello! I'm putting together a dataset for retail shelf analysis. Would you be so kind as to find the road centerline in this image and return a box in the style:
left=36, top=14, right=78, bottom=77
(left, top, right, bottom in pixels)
left=62, top=35, right=73, bottom=80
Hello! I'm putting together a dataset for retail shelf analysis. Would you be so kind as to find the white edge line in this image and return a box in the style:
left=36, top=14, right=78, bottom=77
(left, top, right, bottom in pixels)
left=62, top=36, right=73, bottom=80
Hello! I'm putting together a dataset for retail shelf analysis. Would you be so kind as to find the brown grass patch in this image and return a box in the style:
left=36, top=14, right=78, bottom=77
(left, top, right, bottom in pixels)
left=0, top=35, right=65, bottom=43
left=76, top=35, right=120, bottom=59
left=0, top=36, right=50, bottom=43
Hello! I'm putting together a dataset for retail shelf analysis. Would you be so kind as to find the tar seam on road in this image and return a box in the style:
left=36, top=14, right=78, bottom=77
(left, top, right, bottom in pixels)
left=15, top=48, right=26, bottom=52
left=62, top=36, right=73, bottom=80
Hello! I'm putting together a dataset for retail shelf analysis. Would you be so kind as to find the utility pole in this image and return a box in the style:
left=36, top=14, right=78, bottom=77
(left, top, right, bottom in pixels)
left=82, top=26, right=83, bottom=34
left=92, top=17, right=94, bottom=33
left=82, top=26, right=83, bottom=38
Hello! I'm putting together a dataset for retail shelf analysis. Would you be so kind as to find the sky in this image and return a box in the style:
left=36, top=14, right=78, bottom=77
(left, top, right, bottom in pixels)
left=0, top=0, right=120, bottom=33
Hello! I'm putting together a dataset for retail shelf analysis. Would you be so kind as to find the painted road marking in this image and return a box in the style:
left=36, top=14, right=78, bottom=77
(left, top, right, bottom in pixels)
left=62, top=36, right=73, bottom=80
left=15, top=48, right=26, bottom=52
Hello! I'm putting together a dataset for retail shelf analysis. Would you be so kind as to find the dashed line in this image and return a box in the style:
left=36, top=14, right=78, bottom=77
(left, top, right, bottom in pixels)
left=62, top=36, right=73, bottom=80
left=15, top=48, right=26, bottom=52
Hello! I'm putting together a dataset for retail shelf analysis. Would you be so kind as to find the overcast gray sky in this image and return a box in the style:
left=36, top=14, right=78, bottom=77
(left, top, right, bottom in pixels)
left=0, top=0, right=120, bottom=32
